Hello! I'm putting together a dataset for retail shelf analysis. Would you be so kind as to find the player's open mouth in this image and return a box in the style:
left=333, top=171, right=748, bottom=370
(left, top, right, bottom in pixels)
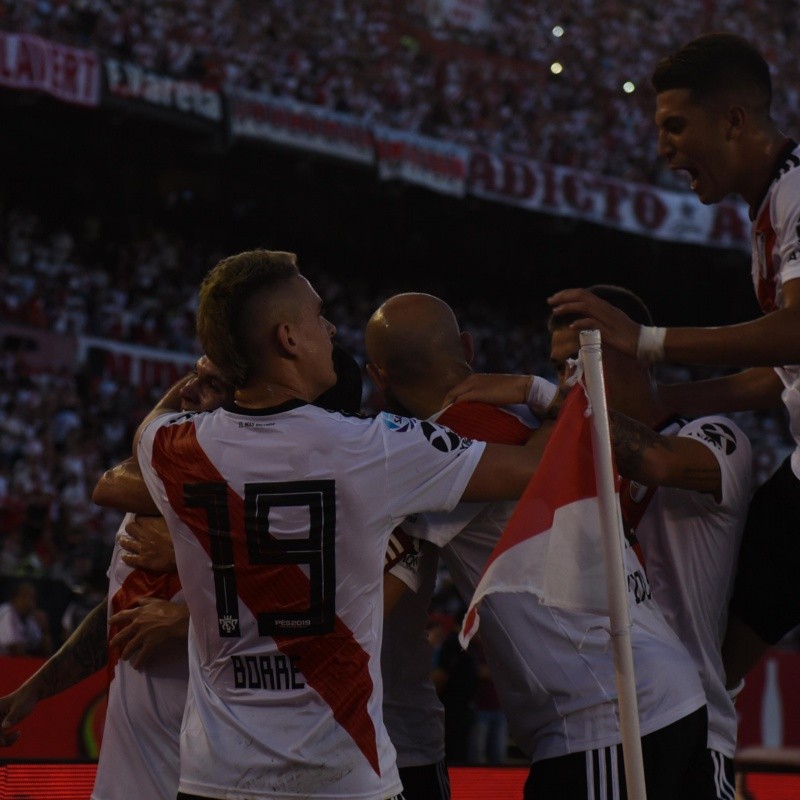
left=674, top=166, right=700, bottom=192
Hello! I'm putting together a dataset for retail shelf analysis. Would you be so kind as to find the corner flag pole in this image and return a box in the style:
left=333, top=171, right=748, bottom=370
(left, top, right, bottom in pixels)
left=579, top=329, right=647, bottom=800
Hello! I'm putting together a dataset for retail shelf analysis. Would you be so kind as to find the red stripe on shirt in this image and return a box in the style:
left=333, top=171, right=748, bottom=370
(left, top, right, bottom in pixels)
left=754, top=205, right=778, bottom=313
left=150, top=420, right=381, bottom=775
left=108, top=568, right=182, bottom=675
left=437, top=401, right=532, bottom=445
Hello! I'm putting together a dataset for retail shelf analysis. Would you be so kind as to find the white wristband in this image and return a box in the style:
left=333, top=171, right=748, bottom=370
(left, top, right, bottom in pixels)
left=526, top=376, right=558, bottom=415
left=636, top=326, right=667, bottom=362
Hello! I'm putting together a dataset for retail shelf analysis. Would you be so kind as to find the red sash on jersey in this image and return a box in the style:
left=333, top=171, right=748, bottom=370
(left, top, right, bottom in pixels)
left=437, top=401, right=532, bottom=446
left=617, top=478, right=656, bottom=569
left=753, top=205, right=778, bottom=313
left=108, top=569, right=182, bottom=676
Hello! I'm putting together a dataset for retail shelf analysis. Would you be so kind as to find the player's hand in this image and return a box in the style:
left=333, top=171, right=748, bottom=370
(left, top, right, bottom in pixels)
left=109, top=598, right=189, bottom=670
left=548, top=288, right=640, bottom=358
left=120, top=515, right=176, bottom=573
left=441, top=373, right=531, bottom=410
left=0, top=686, right=39, bottom=746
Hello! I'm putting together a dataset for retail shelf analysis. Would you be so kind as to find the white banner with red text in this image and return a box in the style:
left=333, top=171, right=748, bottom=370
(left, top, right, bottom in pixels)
left=467, top=150, right=750, bottom=251
left=0, top=30, right=100, bottom=106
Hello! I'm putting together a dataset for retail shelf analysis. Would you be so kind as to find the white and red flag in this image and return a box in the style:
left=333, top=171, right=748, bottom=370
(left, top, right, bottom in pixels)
left=460, top=382, right=621, bottom=647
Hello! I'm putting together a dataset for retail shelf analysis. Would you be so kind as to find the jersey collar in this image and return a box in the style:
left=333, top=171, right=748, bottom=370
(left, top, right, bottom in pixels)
left=224, top=398, right=308, bottom=416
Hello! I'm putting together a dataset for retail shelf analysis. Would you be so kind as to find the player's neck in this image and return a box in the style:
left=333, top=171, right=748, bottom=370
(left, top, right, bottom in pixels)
left=612, top=374, right=668, bottom=429
left=739, top=127, right=792, bottom=209
left=413, top=364, right=473, bottom=420
left=234, top=380, right=308, bottom=409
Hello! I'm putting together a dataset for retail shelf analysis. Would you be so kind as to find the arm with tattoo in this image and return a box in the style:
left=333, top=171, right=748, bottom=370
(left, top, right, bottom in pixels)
left=0, top=600, right=108, bottom=745
left=610, top=410, right=722, bottom=499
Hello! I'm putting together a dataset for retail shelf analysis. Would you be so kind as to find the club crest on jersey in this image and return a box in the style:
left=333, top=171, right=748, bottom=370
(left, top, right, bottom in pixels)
left=219, top=614, right=239, bottom=636
left=381, top=413, right=418, bottom=433
left=628, top=481, right=649, bottom=503
left=688, top=422, right=737, bottom=455
left=421, top=420, right=472, bottom=453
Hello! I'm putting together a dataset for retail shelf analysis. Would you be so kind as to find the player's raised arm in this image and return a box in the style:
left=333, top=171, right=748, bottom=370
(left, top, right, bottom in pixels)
left=549, top=279, right=800, bottom=368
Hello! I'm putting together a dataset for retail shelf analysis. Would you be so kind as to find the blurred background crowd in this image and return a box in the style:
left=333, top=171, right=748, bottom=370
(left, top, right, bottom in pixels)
left=1, top=0, right=799, bottom=186
left=0, top=0, right=798, bottom=766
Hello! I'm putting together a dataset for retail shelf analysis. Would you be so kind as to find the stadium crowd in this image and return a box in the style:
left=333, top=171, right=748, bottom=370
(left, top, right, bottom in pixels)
left=1, top=0, right=799, bottom=185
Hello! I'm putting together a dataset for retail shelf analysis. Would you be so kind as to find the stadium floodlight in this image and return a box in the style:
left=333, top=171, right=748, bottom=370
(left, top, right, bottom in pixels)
left=623, top=81, right=636, bottom=94
left=552, top=25, right=564, bottom=37
left=550, top=62, right=563, bottom=75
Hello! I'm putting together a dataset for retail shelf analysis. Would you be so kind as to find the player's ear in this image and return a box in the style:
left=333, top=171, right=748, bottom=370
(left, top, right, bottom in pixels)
left=460, top=331, right=475, bottom=365
left=725, top=104, right=746, bottom=140
left=366, top=362, right=388, bottom=393
left=275, top=321, right=298, bottom=355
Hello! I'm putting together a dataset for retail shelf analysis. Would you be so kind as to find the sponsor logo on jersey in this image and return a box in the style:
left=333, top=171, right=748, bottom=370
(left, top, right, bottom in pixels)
left=238, top=420, right=276, bottom=429
left=421, top=420, right=472, bottom=453
left=381, top=413, right=418, bottom=433
left=687, top=422, right=738, bottom=455
left=627, top=568, right=652, bottom=604
left=400, top=548, right=421, bottom=572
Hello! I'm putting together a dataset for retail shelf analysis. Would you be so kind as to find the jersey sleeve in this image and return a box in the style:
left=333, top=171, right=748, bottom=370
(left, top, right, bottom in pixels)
left=678, top=416, right=753, bottom=512
left=384, top=530, right=425, bottom=593
left=376, top=412, right=485, bottom=522
left=136, top=411, right=195, bottom=518
left=402, top=502, right=487, bottom=548
left=772, top=169, right=800, bottom=288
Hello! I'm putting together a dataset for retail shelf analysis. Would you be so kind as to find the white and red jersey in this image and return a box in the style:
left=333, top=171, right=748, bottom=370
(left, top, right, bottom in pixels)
left=404, top=402, right=706, bottom=763
left=92, top=513, right=187, bottom=800
left=137, top=399, right=484, bottom=800
left=751, top=139, right=800, bottom=478
left=633, top=416, right=752, bottom=758
left=382, top=539, right=445, bottom=769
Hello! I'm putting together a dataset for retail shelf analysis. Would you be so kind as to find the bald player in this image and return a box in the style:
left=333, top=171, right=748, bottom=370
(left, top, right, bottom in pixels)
left=366, top=292, right=710, bottom=800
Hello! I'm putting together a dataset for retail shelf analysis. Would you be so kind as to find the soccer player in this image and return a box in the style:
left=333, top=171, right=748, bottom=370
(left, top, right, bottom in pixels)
left=382, top=536, right=451, bottom=799
left=0, top=356, right=234, bottom=800
left=548, top=33, right=800, bottom=688
left=553, top=287, right=751, bottom=797
left=365, top=292, right=710, bottom=800
left=134, top=249, right=548, bottom=800
left=444, top=285, right=754, bottom=796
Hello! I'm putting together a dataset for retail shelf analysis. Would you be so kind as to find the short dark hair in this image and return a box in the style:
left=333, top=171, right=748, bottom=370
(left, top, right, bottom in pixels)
left=315, top=344, right=363, bottom=413
left=196, top=249, right=299, bottom=386
left=651, top=33, right=771, bottom=113
left=548, top=285, right=653, bottom=332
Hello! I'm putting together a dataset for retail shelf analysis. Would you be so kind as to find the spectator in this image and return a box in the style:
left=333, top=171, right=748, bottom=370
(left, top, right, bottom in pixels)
left=0, top=580, right=53, bottom=656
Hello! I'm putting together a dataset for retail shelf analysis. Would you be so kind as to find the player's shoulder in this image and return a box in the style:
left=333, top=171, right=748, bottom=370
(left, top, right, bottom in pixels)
left=140, top=409, right=200, bottom=443
left=770, top=144, right=800, bottom=201
left=677, top=415, right=751, bottom=459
